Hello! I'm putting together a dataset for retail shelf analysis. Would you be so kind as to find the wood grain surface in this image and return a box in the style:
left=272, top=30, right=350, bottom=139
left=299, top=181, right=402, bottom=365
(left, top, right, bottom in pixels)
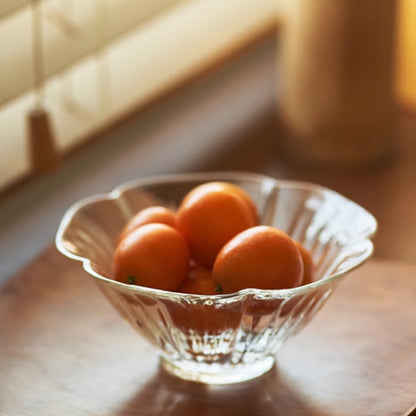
left=0, top=247, right=415, bottom=416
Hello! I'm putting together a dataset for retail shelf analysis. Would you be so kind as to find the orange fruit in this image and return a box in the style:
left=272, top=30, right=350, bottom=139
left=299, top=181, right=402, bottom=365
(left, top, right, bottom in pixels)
left=213, top=225, right=303, bottom=293
left=219, top=182, right=259, bottom=224
left=266, top=244, right=314, bottom=317
left=177, top=182, right=258, bottom=268
left=178, top=264, right=220, bottom=295
left=294, top=241, right=315, bottom=285
left=119, top=206, right=177, bottom=241
left=245, top=242, right=314, bottom=317
left=112, top=223, right=189, bottom=291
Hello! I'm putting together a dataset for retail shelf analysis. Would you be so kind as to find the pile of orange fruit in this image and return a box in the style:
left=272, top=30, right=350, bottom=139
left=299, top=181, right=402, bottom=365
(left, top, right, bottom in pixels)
left=112, top=182, right=314, bottom=294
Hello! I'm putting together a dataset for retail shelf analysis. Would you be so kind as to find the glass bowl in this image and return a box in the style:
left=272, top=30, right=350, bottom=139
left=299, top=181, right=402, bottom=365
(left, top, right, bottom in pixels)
left=55, top=172, right=377, bottom=384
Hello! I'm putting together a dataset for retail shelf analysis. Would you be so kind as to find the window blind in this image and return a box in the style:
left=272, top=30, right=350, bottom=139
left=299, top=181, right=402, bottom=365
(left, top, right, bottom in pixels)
left=0, top=0, right=278, bottom=191
left=2, top=0, right=413, bottom=194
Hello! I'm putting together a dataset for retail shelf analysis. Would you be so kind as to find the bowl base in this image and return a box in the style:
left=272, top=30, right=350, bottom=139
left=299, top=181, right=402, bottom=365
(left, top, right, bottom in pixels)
left=160, top=356, right=276, bottom=384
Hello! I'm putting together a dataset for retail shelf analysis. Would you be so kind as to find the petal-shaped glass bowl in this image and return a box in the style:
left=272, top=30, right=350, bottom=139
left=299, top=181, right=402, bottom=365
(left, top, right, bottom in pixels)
left=56, top=172, right=377, bottom=384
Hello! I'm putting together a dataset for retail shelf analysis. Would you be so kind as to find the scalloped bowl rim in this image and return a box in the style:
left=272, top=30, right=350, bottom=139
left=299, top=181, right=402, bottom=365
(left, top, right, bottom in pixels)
left=55, top=171, right=377, bottom=301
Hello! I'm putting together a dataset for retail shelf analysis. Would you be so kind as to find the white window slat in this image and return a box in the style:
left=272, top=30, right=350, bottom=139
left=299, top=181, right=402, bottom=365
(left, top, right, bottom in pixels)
left=0, top=0, right=28, bottom=20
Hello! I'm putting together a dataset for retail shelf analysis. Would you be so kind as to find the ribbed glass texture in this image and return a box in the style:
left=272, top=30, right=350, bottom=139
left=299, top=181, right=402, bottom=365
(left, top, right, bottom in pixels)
left=56, top=172, right=376, bottom=384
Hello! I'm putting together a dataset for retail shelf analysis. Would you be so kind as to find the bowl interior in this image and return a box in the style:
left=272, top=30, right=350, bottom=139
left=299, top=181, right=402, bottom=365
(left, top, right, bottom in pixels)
left=56, top=172, right=376, bottom=292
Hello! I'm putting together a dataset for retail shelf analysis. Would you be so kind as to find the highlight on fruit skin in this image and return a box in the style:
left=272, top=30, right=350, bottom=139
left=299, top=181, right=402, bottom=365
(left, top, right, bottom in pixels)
left=213, top=225, right=304, bottom=293
left=216, top=182, right=259, bottom=224
left=176, top=181, right=258, bottom=268
left=118, top=206, right=177, bottom=241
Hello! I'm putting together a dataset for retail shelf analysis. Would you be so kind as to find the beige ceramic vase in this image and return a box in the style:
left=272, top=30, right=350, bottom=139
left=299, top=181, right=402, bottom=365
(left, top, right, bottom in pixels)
left=278, top=0, right=397, bottom=168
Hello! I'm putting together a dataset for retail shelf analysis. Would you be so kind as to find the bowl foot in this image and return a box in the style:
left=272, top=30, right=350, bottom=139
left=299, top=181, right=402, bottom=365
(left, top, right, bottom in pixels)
left=160, top=356, right=275, bottom=384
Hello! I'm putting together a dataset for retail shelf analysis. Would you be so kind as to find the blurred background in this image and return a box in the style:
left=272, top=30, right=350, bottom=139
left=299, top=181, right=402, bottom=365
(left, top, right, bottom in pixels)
left=0, top=0, right=415, bottom=281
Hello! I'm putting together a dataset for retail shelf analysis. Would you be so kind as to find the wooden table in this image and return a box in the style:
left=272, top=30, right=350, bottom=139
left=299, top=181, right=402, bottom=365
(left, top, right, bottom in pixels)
left=0, top=247, right=415, bottom=416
